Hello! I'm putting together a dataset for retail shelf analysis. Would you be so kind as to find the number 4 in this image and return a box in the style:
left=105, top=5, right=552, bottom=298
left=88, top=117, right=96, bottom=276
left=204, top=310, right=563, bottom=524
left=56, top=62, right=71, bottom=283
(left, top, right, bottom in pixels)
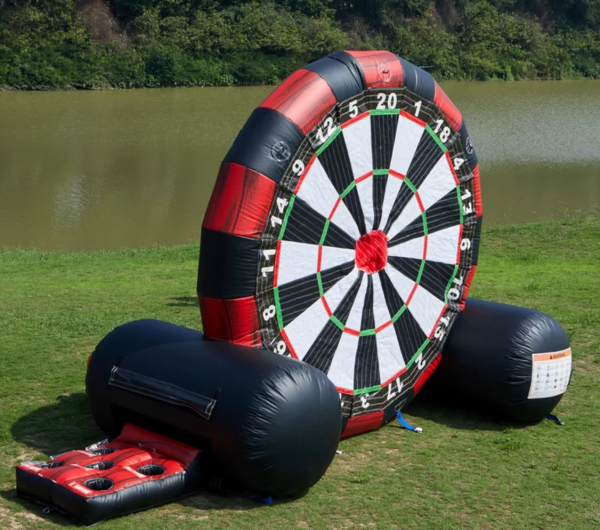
left=276, top=197, right=288, bottom=214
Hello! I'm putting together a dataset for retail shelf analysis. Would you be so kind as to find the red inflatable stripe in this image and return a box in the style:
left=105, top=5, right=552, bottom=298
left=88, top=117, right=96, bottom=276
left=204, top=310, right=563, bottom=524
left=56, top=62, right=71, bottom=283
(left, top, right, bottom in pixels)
left=434, top=81, right=462, bottom=131
left=472, top=164, right=483, bottom=217
left=413, top=353, right=442, bottom=396
left=341, top=410, right=384, bottom=438
left=199, top=294, right=261, bottom=347
left=203, top=162, right=276, bottom=238
left=260, top=69, right=336, bottom=135
left=346, top=51, right=403, bottom=88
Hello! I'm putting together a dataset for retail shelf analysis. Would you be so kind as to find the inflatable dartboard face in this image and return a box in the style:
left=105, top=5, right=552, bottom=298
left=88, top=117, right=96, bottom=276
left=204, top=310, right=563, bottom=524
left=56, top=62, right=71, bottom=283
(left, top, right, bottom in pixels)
left=199, top=51, right=483, bottom=438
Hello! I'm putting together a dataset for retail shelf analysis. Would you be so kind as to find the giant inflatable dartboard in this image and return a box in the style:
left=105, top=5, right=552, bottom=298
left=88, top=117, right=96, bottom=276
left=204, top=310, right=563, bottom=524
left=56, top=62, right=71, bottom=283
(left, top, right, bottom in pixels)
left=199, top=51, right=483, bottom=437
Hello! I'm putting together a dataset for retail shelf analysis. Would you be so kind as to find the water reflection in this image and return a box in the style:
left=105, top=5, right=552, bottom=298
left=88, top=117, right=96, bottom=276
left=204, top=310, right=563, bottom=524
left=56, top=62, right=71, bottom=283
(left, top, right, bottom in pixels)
left=0, top=81, right=598, bottom=251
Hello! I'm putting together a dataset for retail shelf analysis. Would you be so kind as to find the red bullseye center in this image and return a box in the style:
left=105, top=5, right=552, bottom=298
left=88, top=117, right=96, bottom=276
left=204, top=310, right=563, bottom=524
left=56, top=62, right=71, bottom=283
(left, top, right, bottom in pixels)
left=355, top=230, right=388, bottom=273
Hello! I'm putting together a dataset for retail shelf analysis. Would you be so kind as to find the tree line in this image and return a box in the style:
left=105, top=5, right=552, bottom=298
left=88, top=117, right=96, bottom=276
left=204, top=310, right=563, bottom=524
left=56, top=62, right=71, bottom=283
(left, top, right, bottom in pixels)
left=1, top=0, right=599, bottom=89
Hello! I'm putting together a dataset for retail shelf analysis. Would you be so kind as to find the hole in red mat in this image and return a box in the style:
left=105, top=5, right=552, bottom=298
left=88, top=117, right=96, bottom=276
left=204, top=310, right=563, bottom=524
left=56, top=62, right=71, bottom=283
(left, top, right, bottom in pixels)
left=355, top=230, right=388, bottom=273
left=89, top=447, right=114, bottom=456
left=138, top=464, right=165, bottom=476
left=83, top=478, right=113, bottom=491
left=85, top=461, right=114, bottom=471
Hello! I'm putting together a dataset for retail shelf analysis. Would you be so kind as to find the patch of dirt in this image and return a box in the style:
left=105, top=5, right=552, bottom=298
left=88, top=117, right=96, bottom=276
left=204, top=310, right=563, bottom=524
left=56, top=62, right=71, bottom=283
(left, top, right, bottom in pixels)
left=0, top=506, right=47, bottom=530
left=76, top=0, right=129, bottom=48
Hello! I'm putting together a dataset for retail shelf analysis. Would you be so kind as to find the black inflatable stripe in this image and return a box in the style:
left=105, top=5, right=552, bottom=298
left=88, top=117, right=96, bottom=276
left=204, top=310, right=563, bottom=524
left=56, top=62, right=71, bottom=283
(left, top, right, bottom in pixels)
left=305, top=51, right=366, bottom=102
left=223, top=107, right=304, bottom=185
left=399, top=57, right=436, bottom=101
left=459, top=120, right=478, bottom=169
left=328, top=50, right=367, bottom=90
left=198, top=227, right=259, bottom=299
left=471, top=215, right=483, bottom=266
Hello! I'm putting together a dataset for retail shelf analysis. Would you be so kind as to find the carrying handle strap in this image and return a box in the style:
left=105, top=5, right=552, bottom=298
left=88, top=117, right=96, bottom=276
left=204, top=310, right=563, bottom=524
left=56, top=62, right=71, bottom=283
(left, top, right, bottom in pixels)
left=109, top=366, right=217, bottom=420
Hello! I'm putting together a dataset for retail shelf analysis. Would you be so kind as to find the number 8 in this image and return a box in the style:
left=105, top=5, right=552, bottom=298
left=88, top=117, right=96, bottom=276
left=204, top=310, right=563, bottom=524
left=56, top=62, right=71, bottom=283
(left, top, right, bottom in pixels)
left=440, top=127, right=451, bottom=143
left=263, top=305, right=276, bottom=321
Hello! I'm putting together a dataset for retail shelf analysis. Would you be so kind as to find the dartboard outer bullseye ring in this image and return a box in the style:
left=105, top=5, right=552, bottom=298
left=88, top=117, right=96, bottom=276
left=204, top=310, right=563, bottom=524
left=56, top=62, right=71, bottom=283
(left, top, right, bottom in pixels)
left=199, top=51, right=483, bottom=438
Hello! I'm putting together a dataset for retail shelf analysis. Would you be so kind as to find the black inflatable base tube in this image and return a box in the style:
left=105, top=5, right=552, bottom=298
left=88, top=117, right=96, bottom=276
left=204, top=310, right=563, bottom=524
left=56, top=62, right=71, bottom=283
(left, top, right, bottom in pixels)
left=86, top=319, right=342, bottom=498
left=429, top=298, right=571, bottom=423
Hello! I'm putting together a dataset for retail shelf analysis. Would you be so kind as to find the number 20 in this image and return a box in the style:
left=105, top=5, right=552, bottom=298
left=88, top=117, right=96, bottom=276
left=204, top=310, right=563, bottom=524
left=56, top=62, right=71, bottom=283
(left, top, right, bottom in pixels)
left=377, top=92, right=397, bottom=110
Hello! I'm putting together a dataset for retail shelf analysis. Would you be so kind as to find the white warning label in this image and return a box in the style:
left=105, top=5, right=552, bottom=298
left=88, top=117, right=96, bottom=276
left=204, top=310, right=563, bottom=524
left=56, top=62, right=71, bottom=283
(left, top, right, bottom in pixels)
left=528, top=348, right=572, bottom=400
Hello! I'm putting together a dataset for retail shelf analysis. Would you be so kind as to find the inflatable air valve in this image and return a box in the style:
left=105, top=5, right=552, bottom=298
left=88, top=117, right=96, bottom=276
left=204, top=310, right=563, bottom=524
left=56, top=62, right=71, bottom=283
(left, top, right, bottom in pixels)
left=429, top=299, right=572, bottom=423
left=86, top=319, right=341, bottom=497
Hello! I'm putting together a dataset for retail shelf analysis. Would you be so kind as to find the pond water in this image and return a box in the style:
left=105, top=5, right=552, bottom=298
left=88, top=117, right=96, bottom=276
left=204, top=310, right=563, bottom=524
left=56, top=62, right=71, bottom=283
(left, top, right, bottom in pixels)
left=0, top=80, right=598, bottom=250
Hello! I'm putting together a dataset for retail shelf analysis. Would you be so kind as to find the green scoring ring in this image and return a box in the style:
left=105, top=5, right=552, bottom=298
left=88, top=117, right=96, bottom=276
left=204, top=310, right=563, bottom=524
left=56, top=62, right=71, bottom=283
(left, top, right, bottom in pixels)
left=271, top=108, right=465, bottom=391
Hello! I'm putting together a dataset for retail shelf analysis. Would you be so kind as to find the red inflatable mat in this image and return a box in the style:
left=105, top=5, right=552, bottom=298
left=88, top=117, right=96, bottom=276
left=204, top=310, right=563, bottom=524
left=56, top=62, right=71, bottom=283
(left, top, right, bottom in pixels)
left=16, top=424, right=203, bottom=526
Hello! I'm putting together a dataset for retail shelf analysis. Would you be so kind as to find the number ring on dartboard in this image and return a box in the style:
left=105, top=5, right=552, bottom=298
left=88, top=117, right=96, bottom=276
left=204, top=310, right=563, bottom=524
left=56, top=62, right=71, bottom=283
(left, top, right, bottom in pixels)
left=199, top=51, right=483, bottom=437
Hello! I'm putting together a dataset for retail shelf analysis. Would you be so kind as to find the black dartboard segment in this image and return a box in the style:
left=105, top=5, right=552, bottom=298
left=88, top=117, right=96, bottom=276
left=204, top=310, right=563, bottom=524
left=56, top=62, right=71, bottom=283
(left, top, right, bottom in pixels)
left=258, top=88, right=478, bottom=404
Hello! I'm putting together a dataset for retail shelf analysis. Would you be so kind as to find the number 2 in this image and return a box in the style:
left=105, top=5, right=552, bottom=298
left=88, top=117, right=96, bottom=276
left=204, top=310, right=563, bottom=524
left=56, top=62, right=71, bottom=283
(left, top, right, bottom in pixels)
left=315, top=117, right=335, bottom=143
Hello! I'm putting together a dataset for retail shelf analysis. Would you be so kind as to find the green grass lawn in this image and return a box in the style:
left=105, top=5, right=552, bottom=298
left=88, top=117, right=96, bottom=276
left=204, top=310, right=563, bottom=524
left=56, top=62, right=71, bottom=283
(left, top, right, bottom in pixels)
left=1, top=217, right=599, bottom=529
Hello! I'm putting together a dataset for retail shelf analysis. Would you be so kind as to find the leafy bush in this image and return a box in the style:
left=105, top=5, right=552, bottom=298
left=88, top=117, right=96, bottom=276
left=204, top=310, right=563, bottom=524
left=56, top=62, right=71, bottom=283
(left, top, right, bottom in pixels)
left=0, top=0, right=598, bottom=89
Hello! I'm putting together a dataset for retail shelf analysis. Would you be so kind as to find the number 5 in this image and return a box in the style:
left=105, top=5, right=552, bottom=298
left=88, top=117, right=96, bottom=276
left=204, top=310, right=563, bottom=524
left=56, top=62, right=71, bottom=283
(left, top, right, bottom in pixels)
left=348, top=100, right=358, bottom=118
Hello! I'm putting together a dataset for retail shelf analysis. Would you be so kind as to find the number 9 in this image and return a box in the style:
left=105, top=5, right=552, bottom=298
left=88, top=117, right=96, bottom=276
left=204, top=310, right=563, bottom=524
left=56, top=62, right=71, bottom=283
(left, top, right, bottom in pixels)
left=292, top=160, right=305, bottom=175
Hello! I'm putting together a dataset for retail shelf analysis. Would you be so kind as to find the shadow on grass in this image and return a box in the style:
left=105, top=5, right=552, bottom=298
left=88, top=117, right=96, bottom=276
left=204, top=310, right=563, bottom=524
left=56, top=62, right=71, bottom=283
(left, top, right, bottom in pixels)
left=405, top=387, right=534, bottom=431
left=0, top=489, right=78, bottom=527
left=11, top=394, right=102, bottom=456
left=166, top=296, right=198, bottom=307
left=7, top=393, right=297, bottom=523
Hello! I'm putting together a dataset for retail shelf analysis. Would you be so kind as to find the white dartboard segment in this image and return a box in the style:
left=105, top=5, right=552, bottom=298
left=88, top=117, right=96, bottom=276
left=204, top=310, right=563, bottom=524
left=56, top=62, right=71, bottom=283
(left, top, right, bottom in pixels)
left=343, top=114, right=373, bottom=180
left=383, top=264, right=415, bottom=303
left=376, top=324, right=406, bottom=383
left=355, top=177, right=375, bottom=233
left=296, top=158, right=361, bottom=240
left=320, top=246, right=357, bottom=273
left=423, top=225, right=461, bottom=265
left=389, top=114, right=425, bottom=176
left=388, top=235, right=426, bottom=261
left=379, top=175, right=404, bottom=231
left=407, top=285, right=447, bottom=338
left=416, top=154, right=458, bottom=210
left=283, top=297, right=331, bottom=361
left=276, top=241, right=319, bottom=287
left=386, top=195, right=423, bottom=241
left=371, top=272, right=394, bottom=328
left=327, top=332, right=361, bottom=391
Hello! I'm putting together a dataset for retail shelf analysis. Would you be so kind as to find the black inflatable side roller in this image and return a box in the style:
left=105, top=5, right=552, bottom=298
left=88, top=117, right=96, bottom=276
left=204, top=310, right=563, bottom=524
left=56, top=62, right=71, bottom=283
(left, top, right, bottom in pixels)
left=86, top=320, right=341, bottom=497
left=429, top=299, right=572, bottom=423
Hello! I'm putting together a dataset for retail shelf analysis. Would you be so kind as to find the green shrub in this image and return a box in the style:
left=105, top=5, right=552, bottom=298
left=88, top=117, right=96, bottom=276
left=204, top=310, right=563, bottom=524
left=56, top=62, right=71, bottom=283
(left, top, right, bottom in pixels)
left=0, top=0, right=598, bottom=89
